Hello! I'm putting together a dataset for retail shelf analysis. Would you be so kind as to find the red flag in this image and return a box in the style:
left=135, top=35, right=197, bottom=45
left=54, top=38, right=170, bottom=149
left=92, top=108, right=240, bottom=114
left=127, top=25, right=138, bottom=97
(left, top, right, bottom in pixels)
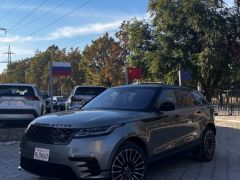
left=128, top=67, right=141, bottom=80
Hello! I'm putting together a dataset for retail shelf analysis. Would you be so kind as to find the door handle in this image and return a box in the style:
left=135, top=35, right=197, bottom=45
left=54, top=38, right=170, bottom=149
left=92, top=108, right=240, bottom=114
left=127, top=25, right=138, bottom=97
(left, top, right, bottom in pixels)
left=142, top=115, right=168, bottom=122
left=175, top=115, right=180, bottom=118
left=196, top=111, right=201, bottom=114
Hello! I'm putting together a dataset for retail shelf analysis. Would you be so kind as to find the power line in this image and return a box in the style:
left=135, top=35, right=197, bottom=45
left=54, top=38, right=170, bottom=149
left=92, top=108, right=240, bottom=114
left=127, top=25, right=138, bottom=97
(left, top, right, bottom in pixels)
left=0, top=27, right=6, bottom=35
left=0, top=0, right=27, bottom=20
left=8, top=0, right=49, bottom=32
left=11, top=0, right=93, bottom=44
left=20, top=0, right=68, bottom=28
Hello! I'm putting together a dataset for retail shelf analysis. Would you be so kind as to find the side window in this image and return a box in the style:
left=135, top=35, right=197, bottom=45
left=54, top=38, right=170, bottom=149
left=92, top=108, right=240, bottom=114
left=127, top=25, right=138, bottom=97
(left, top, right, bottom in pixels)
left=158, top=89, right=177, bottom=104
left=175, top=89, right=195, bottom=107
left=191, top=91, right=208, bottom=105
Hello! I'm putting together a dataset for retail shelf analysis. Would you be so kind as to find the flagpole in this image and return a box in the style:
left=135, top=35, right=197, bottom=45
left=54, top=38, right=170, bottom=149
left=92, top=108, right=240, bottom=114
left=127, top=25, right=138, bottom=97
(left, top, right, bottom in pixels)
left=125, top=59, right=129, bottom=85
left=49, top=61, right=53, bottom=113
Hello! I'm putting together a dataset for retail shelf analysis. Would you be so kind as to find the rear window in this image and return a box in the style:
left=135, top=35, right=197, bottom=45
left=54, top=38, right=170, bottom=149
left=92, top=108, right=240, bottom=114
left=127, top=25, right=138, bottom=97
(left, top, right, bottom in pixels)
left=0, top=85, right=35, bottom=97
left=57, top=97, right=67, bottom=102
left=75, top=87, right=106, bottom=96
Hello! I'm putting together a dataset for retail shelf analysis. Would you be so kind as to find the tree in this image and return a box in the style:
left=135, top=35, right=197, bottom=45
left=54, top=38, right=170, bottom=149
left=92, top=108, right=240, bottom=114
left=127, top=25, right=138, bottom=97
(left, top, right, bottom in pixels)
left=149, top=0, right=232, bottom=101
left=227, top=0, right=240, bottom=85
left=81, top=33, right=125, bottom=87
left=116, top=19, right=157, bottom=81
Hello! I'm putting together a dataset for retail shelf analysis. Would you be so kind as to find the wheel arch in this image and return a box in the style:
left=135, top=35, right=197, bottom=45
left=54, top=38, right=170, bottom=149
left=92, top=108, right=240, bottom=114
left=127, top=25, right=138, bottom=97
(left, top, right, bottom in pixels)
left=109, top=136, right=148, bottom=168
left=123, top=136, right=148, bottom=156
left=206, top=123, right=216, bottom=135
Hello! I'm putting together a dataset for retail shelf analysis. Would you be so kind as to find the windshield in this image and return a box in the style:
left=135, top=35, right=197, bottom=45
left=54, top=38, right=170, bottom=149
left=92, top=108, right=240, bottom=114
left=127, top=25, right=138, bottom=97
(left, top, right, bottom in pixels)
left=75, top=87, right=106, bottom=96
left=0, top=85, right=35, bottom=97
left=83, top=87, right=157, bottom=111
left=57, top=97, right=67, bottom=102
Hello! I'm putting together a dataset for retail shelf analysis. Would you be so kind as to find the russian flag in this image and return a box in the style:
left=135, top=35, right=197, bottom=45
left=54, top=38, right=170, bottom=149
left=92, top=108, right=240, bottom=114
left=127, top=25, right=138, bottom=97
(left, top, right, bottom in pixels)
left=52, top=62, right=71, bottom=77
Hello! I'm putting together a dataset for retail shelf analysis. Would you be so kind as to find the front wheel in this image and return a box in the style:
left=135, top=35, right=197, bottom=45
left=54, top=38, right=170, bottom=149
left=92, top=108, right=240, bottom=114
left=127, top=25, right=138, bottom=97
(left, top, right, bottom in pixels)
left=111, top=142, right=147, bottom=180
left=193, top=127, right=216, bottom=162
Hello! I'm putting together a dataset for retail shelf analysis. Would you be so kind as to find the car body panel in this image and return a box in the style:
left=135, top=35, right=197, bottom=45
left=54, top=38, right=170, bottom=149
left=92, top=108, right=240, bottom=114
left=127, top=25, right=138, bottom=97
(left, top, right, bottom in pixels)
left=20, top=85, right=215, bottom=179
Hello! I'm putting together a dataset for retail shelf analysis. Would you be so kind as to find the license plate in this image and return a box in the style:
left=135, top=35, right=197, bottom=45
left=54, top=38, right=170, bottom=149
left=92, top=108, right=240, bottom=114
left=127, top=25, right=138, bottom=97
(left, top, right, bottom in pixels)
left=34, top=148, right=50, bottom=162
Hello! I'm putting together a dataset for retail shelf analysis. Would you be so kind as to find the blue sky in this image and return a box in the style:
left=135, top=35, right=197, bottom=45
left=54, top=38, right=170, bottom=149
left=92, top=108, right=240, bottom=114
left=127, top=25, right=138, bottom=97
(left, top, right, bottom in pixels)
left=0, top=0, right=235, bottom=72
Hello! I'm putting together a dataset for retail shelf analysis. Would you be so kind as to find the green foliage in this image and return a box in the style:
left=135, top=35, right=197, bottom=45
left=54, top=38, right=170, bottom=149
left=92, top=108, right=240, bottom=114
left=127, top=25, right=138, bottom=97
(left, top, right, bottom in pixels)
left=1, top=0, right=239, bottom=101
left=0, top=45, right=83, bottom=95
left=116, top=19, right=157, bottom=81
left=148, top=0, right=234, bottom=101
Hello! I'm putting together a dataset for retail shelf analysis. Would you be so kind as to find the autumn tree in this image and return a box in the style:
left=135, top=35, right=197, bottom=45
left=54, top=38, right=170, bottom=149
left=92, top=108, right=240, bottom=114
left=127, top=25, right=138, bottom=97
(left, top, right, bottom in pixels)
left=81, top=33, right=125, bottom=87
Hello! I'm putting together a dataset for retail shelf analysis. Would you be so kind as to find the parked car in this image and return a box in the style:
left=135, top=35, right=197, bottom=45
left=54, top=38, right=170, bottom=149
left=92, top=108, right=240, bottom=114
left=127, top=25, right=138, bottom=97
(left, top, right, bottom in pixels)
left=44, top=97, right=51, bottom=114
left=19, top=84, right=216, bottom=179
left=0, top=83, right=44, bottom=122
left=53, top=96, right=67, bottom=111
left=40, top=91, right=49, bottom=100
left=66, top=86, right=106, bottom=110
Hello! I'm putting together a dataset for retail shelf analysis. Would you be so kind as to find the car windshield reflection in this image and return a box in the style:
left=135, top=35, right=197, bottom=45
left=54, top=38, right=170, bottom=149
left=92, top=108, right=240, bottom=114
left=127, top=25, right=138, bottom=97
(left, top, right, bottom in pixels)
left=83, top=87, right=157, bottom=111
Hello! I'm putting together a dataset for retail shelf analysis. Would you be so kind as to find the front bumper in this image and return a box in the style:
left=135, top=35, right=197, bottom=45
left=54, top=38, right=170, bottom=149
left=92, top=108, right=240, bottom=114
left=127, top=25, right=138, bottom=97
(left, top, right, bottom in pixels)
left=0, top=109, right=39, bottom=120
left=20, top=133, right=122, bottom=179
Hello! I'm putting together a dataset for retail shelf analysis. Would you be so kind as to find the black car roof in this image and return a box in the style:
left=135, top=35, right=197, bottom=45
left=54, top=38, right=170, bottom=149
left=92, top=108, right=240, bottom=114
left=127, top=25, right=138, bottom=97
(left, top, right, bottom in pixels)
left=114, top=84, right=189, bottom=90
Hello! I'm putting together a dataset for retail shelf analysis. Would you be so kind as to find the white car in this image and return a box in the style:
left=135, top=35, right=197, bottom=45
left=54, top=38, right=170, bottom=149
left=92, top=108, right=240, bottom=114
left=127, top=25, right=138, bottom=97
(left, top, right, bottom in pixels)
left=0, top=83, right=44, bottom=121
left=66, top=86, right=106, bottom=110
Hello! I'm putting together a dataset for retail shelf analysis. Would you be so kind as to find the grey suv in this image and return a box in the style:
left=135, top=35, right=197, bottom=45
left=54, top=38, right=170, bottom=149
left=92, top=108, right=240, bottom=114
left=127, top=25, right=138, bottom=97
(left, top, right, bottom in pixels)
left=19, top=84, right=216, bottom=179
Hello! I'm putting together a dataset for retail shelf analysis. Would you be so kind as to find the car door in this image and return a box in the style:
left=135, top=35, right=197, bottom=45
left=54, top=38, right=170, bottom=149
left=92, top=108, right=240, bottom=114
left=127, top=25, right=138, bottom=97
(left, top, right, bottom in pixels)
left=191, top=90, right=213, bottom=137
left=173, top=89, right=199, bottom=147
left=147, top=88, right=182, bottom=155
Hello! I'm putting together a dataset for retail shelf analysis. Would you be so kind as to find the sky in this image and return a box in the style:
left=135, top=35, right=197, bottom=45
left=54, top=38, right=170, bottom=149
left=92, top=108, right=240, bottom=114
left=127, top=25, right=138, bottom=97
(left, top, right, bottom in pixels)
left=0, top=0, right=235, bottom=72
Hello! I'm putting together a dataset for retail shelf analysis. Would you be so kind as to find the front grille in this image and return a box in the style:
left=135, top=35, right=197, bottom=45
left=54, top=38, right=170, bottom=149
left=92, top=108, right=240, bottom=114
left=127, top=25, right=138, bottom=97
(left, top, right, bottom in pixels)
left=26, top=124, right=76, bottom=145
left=20, top=157, right=77, bottom=179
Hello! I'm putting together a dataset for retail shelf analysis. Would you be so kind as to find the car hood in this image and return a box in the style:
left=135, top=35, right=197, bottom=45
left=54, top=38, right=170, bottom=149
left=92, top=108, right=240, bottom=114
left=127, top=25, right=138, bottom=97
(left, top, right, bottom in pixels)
left=32, top=109, right=150, bottom=128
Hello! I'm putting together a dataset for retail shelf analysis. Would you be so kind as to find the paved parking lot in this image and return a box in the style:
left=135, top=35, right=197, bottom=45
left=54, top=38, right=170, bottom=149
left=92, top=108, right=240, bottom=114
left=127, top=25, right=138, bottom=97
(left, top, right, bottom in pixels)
left=1, top=117, right=240, bottom=180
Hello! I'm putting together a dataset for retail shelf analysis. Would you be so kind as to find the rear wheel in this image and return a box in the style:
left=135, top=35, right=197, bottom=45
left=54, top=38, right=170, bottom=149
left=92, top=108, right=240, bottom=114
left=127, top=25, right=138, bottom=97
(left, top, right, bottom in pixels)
left=193, top=127, right=216, bottom=162
left=111, top=142, right=147, bottom=180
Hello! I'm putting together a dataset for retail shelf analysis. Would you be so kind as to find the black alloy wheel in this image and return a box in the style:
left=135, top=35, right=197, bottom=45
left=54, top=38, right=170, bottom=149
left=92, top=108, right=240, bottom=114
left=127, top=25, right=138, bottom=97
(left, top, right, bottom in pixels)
left=194, top=127, right=216, bottom=162
left=203, top=129, right=215, bottom=161
left=111, top=142, right=146, bottom=180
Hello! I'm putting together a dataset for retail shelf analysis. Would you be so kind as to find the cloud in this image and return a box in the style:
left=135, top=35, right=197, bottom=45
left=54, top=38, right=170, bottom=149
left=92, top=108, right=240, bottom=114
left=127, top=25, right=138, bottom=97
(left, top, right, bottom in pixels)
left=0, top=20, right=123, bottom=43
left=46, top=13, right=149, bottom=40
left=46, top=20, right=123, bottom=40
left=0, top=14, right=149, bottom=43
left=0, top=35, right=32, bottom=43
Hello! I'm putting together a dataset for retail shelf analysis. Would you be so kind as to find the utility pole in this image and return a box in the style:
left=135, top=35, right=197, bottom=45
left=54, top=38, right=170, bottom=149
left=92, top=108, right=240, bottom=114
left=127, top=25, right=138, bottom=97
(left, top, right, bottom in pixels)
left=3, top=45, right=15, bottom=64
left=0, top=27, right=6, bottom=36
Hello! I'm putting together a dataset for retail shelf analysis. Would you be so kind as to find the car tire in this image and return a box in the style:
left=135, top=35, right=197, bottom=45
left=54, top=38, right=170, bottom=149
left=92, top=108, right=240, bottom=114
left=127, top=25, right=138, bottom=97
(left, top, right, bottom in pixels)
left=111, top=142, right=147, bottom=180
left=193, top=127, right=216, bottom=162
left=41, top=105, right=44, bottom=116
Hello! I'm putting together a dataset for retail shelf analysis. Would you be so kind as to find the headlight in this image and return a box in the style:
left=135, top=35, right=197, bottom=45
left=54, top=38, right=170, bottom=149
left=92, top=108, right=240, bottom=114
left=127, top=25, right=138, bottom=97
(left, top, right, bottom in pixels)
left=74, top=124, right=122, bottom=138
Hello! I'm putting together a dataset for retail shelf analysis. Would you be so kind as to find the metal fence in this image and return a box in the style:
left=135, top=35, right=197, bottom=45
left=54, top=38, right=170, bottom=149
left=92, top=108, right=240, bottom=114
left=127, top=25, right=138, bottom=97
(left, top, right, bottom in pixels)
left=211, top=90, right=240, bottom=116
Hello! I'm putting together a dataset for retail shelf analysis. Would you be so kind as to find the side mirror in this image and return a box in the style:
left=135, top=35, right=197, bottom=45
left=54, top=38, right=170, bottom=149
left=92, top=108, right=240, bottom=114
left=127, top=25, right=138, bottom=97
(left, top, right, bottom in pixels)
left=159, top=102, right=175, bottom=111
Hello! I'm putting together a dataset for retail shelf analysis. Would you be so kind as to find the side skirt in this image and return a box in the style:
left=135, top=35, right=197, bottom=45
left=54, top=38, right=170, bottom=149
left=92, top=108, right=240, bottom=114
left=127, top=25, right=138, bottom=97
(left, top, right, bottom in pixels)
left=147, top=140, right=201, bottom=164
